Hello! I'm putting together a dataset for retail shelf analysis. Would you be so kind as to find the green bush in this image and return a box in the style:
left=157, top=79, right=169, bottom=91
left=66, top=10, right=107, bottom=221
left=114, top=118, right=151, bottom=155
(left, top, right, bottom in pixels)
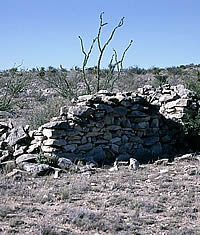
left=153, top=75, right=168, bottom=87
left=0, top=67, right=28, bottom=111
left=183, top=109, right=200, bottom=136
left=36, top=152, right=58, bottom=167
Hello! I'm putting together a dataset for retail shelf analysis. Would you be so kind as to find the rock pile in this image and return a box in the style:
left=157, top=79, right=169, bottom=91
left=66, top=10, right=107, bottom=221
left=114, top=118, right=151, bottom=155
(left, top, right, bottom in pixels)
left=0, top=84, right=199, bottom=176
left=138, top=84, right=199, bottom=122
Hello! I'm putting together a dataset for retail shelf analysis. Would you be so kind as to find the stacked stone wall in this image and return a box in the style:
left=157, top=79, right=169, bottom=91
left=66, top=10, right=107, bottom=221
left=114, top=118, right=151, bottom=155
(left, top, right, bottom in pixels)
left=1, top=84, right=199, bottom=165
left=25, top=84, right=200, bottom=164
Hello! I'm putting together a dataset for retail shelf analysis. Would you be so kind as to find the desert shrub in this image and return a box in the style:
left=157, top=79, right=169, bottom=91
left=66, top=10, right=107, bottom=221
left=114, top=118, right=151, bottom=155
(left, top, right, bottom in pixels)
left=0, top=67, right=29, bottom=111
left=38, top=66, right=80, bottom=99
left=27, top=97, right=68, bottom=130
left=127, top=66, right=147, bottom=75
left=151, top=67, right=161, bottom=75
left=40, top=224, right=58, bottom=235
left=183, top=109, right=200, bottom=136
left=153, top=75, right=168, bottom=87
left=185, top=71, right=200, bottom=95
left=36, top=152, right=58, bottom=167
left=63, top=208, right=108, bottom=232
left=167, top=66, right=182, bottom=76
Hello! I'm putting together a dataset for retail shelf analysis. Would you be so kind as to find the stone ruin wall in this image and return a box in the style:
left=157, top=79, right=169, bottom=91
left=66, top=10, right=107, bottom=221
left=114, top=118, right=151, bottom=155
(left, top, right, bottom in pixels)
left=27, top=84, right=200, bottom=164
left=0, top=84, right=199, bottom=165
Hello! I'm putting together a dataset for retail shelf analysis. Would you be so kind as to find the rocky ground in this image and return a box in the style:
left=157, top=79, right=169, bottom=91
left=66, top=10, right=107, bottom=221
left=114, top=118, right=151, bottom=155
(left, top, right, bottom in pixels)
left=0, top=153, right=200, bottom=234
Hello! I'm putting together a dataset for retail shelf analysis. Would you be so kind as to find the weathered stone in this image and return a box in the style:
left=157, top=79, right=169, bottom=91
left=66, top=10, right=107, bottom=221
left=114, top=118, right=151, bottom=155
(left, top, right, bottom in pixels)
left=77, top=94, right=93, bottom=102
left=81, top=136, right=87, bottom=144
left=95, top=104, right=114, bottom=113
left=86, top=131, right=103, bottom=137
left=78, top=143, right=93, bottom=151
left=96, top=139, right=109, bottom=144
left=95, top=110, right=105, bottom=119
left=154, top=159, right=169, bottom=166
left=144, top=128, right=159, bottom=137
left=43, top=129, right=66, bottom=138
left=131, top=96, right=146, bottom=104
left=161, top=135, right=171, bottom=143
left=0, top=150, right=10, bottom=162
left=57, top=158, right=73, bottom=170
left=86, top=146, right=106, bottom=164
left=132, top=122, right=149, bottom=129
left=42, top=121, right=69, bottom=130
left=7, top=126, right=29, bottom=146
left=143, top=137, right=159, bottom=146
left=0, top=122, right=9, bottom=129
left=174, top=153, right=197, bottom=162
left=6, top=169, right=25, bottom=178
left=103, top=132, right=112, bottom=140
left=106, top=125, right=121, bottom=131
left=16, top=154, right=38, bottom=164
left=116, top=153, right=131, bottom=161
left=97, top=90, right=111, bottom=95
left=113, top=106, right=127, bottom=116
left=159, top=94, right=177, bottom=103
left=151, top=143, right=162, bottom=155
left=27, top=143, right=40, bottom=153
left=129, top=136, right=143, bottom=144
left=13, top=146, right=27, bottom=157
left=129, top=158, right=140, bottom=170
left=43, top=139, right=67, bottom=146
left=68, top=135, right=82, bottom=140
left=130, top=117, right=151, bottom=123
left=119, top=142, right=132, bottom=153
left=68, top=105, right=94, bottom=117
left=122, top=135, right=129, bottom=143
left=64, top=144, right=77, bottom=152
left=120, top=100, right=132, bottom=107
left=131, top=104, right=149, bottom=112
left=128, top=111, right=148, bottom=117
left=104, top=114, right=114, bottom=125
left=60, top=106, right=68, bottom=116
left=150, top=119, right=159, bottom=128
left=111, top=144, right=119, bottom=153
left=41, top=145, right=58, bottom=153
left=111, top=137, right=121, bottom=144
left=20, top=162, right=50, bottom=176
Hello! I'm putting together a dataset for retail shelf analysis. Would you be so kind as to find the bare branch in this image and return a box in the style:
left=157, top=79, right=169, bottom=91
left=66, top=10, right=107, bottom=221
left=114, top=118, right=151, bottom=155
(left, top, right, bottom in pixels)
left=96, top=14, right=125, bottom=91
left=78, top=35, right=97, bottom=94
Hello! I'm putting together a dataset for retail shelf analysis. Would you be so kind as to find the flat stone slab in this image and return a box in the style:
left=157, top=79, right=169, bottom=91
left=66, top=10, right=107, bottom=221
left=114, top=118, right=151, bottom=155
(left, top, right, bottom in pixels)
left=16, top=154, right=38, bottom=165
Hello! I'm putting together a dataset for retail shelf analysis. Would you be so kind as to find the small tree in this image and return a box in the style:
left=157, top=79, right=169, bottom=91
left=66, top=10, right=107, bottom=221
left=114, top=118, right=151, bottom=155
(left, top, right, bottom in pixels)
left=79, top=12, right=133, bottom=94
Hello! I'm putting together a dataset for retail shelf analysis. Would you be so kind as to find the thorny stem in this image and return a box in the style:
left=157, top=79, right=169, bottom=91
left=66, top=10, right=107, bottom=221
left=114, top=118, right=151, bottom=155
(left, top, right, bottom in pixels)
left=96, top=12, right=125, bottom=92
left=78, top=36, right=97, bottom=94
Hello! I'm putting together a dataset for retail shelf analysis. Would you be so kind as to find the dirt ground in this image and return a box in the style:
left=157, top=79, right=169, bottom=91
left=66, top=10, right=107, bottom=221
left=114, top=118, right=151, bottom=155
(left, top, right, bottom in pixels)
left=0, top=154, right=200, bottom=235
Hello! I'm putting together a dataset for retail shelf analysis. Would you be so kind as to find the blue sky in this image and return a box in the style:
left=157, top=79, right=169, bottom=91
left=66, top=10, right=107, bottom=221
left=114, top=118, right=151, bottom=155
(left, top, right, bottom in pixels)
left=0, top=0, right=200, bottom=70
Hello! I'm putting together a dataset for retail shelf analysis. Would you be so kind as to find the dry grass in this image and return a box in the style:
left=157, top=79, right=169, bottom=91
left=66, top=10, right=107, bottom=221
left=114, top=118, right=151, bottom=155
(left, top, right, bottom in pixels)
left=0, top=156, right=200, bottom=234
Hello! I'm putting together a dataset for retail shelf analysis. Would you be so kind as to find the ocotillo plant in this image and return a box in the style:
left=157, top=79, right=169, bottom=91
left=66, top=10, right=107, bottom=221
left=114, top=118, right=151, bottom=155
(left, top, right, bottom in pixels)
left=79, top=12, right=133, bottom=94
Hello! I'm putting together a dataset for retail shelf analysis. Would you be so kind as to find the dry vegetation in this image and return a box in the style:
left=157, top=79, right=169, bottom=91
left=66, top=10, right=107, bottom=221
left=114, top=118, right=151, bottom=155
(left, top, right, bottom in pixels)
left=0, top=155, right=200, bottom=234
